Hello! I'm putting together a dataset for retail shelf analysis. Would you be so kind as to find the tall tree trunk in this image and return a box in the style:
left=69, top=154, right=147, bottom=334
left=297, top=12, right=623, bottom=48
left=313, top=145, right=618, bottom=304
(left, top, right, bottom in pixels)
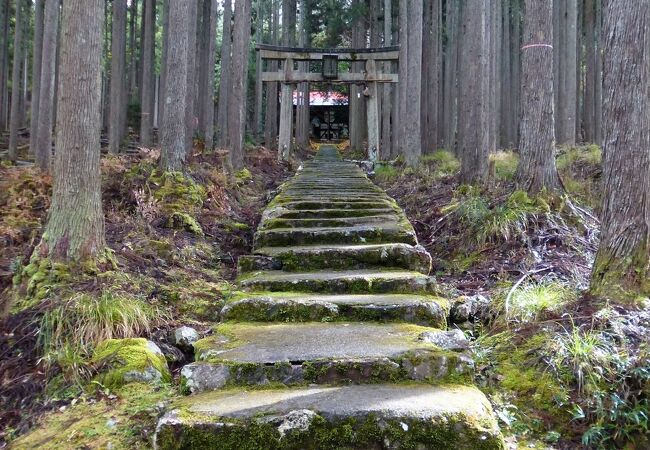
left=517, top=0, right=562, bottom=194
left=349, top=0, right=365, bottom=152
left=0, top=0, right=8, bottom=130
left=158, top=0, right=169, bottom=130
left=583, top=0, right=601, bottom=144
left=127, top=0, right=137, bottom=99
left=8, top=0, right=24, bottom=162
left=442, top=0, right=459, bottom=152
left=41, top=0, right=106, bottom=261
left=227, top=0, right=251, bottom=170
left=591, top=0, right=650, bottom=298
left=160, top=0, right=191, bottom=172
left=422, top=0, right=440, bottom=154
left=216, top=0, right=232, bottom=147
left=295, top=0, right=310, bottom=149
left=403, top=0, right=422, bottom=167
left=253, top=0, right=264, bottom=143
left=264, top=0, right=279, bottom=150
left=555, top=0, right=578, bottom=145
left=458, top=0, right=490, bottom=183
left=109, top=0, right=127, bottom=154
left=488, top=0, right=502, bottom=154
left=140, top=0, right=155, bottom=146
left=499, top=0, right=512, bottom=148
left=34, top=0, right=59, bottom=170
left=278, top=0, right=295, bottom=160
left=184, top=0, right=198, bottom=154
left=198, top=0, right=217, bottom=147
left=380, top=0, right=392, bottom=159
left=29, top=0, right=44, bottom=157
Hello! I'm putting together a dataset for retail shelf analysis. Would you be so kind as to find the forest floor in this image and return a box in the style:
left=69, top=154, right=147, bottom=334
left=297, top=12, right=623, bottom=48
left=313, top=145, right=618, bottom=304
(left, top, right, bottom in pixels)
left=372, top=146, right=649, bottom=450
left=0, top=142, right=648, bottom=450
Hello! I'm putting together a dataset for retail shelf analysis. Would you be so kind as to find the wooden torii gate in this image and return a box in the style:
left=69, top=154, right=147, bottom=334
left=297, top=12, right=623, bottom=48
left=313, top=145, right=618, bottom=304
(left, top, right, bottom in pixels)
left=257, top=44, right=400, bottom=161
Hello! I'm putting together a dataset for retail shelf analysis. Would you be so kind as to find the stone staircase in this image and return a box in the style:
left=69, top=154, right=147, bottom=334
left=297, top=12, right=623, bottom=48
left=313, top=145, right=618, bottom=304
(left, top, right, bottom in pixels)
left=155, top=146, right=504, bottom=449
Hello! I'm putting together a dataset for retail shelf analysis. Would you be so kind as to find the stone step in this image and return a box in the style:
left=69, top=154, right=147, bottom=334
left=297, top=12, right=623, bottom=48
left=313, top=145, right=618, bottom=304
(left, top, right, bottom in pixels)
left=181, top=322, right=471, bottom=392
left=237, top=269, right=437, bottom=294
left=272, top=208, right=396, bottom=219
left=155, top=384, right=505, bottom=450
left=260, top=215, right=402, bottom=230
left=240, top=243, right=431, bottom=273
left=277, top=200, right=395, bottom=211
left=220, top=293, right=447, bottom=327
left=254, top=225, right=417, bottom=247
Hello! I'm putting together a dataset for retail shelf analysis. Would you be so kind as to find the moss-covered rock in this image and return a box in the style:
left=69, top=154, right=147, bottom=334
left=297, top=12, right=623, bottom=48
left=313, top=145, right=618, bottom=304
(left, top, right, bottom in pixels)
left=92, top=338, right=171, bottom=389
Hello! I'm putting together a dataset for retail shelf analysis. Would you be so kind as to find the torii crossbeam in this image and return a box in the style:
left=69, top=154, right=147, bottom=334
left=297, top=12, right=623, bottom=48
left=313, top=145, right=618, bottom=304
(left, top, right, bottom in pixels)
left=256, top=44, right=400, bottom=161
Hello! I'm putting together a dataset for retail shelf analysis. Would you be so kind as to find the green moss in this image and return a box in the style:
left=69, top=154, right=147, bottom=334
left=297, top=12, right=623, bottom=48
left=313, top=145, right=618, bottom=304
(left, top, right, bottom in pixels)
left=167, top=212, right=204, bottom=235
left=12, top=257, right=72, bottom=311
left=490, top=151, right=519, bottom=181
left=476, top=332, right=571, bottom=421
left=235, top=168, right=253, bottom=185
left=92, top=338, right=171, bottom=389
left=149, top=171, right=207, bottom=212
left=156, top=410, right=504, bottom=450
left=11, top=383, right=178, bottom=450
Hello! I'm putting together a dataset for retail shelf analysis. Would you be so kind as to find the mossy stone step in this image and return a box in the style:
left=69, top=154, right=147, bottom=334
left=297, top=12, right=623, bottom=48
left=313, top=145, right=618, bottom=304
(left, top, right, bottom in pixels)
left=254, top=225, right=417, bottom=247
left=155, top=384, right=505, bottom=450
left=220, top=293, right=447, bottom=327
left=240, top=243, right=432, bottom=273
left=181, top=322, right=471, bottom=391
left=276, top=200, right=395, bottom=211
left=260, top=215, right=402, bottom=230
left=273, top=208, right=396, bottom=219
left=237, top=269, right=437, bottom=294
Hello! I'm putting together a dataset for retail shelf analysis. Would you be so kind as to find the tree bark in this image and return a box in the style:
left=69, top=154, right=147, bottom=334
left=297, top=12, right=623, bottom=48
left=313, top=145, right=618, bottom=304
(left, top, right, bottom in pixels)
left=34, top=0, right=59, bottom=170
left=0, top=0, right=8, bottom=130
left=184, top=0, right=198, bottom=154
left=8, top=0, right=24, bottom=162
left=253, top=0, right=264, bottom=143
left=458, top=0, right=490, bottom=184
left=158, top=0, right=169, bottom=130
left=227, top=0, right=251, bottom=170
left=264, top=0, right=279, bottom=149
left=139, top=0, right=155, bottom=146
left=403, top=0, right=422, bottom=167
left=350, top=0, right=365, bottom=152
left=216, top=0, right=232, bottom=147
left=29, top=0, right=44, bottom=158
left=556, top=0, right=578, bottom=145
left=379, top=0, right=392, bottom=159
left=109, top=0, right=127, bottom=154
left=517, top=0, right=562, bottom=194
left=160, top=0, right=191, bottom=172
left=41, top=0, right=106, bottom=261
left=591, top=0, right=650, bottom=298
left=198, top=0, right=217, bottom=147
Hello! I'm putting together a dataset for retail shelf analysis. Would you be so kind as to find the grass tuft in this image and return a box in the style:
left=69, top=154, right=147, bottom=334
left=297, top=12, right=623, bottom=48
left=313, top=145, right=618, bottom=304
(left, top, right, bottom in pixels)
left=39, top=290, right=166, bottom=382
left=502, top=282, right=577, bottom=323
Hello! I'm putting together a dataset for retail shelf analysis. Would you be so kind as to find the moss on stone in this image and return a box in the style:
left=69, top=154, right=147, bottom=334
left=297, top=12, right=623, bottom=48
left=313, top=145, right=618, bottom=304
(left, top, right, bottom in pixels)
left=92, top=338, right=171, bottom=389
left=156, top=409, right=505, bottom=450
left=167, top=212, right=204, bottom=236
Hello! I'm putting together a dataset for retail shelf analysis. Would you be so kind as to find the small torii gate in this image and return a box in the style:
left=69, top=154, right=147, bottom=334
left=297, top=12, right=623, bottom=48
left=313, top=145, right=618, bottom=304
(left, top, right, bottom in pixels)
left=257, top=44, right=400, bottom=161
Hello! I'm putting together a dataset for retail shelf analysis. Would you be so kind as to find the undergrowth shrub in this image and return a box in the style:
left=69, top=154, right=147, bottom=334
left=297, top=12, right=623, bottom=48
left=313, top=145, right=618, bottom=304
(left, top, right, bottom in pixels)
left=421, top=150, right=460, bottom=178
left=476, top=319, right=650, bottom=449
left=498, top=281, right=577, bottom=323
left=557, top=145, right=602, bottom=210
left=374, top=164, right=399, bottom=182
left=490, top=151, right=519, bottom=182
left=443, top=187, right=548, bottom=247
left=39, top=290, right=166, bottom=383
